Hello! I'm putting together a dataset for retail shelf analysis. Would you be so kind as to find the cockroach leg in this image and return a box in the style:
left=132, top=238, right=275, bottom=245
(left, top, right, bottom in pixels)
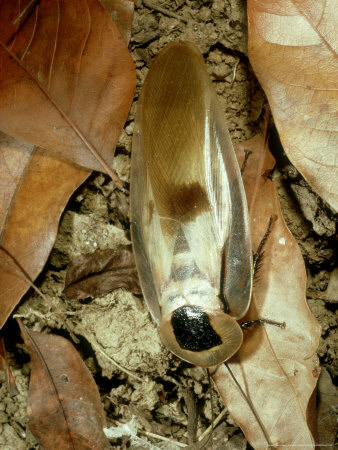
left=240, top=318, right=286, bottom=330
left=253, top=216, right=274, bottom=274
left=240, top=150, right=252, bottom=175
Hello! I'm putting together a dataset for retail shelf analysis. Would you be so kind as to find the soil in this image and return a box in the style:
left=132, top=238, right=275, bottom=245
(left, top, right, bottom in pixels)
left=0, top=1, right=336, bottom=449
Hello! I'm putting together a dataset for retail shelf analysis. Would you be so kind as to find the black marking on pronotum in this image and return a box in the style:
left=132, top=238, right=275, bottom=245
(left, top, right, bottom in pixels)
left=172, top=305, right=222, bottom=352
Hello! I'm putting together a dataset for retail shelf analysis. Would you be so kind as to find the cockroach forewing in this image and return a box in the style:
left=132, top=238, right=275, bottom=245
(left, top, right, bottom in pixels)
left=131, top=42, right=252, bottom=325
left=131, top=103, right=163, bottom=324
left=208, top=92, right=253, bottom=318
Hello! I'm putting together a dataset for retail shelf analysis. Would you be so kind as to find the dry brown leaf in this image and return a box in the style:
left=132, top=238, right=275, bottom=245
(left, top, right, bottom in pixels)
left=211, top=133, right=321, bottom=449
left=247, top=0, right=338, bottom=211
left=0, top=133, right=35, bottom=231
left=64, top=245, right=141, bottom=299
left=18, top=320, right=111, bottom=449
left=0, top=0, right=135, bottom=173
left=0, top=135, right=89, bottom=328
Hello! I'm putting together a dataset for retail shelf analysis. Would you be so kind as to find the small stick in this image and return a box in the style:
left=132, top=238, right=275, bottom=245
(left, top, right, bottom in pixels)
left=143, top=0, right=187, bottom=23
left=106, top=418, right=188, bottom=447
left=197, top=407, right=227, bottom=442
left=230, top=58, right=240, bottom=87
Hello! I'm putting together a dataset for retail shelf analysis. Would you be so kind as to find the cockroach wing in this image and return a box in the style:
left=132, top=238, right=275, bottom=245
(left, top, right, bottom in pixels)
left=131, top=105, right=165, bottom=324
left=131, top=42, right=252, bottom=325
left=208, top=92, right=253, bottom=319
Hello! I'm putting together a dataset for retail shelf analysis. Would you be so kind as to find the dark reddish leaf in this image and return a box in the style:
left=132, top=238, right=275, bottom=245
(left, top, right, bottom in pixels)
left=18, top=320, right=111, bottom=449
left=0, top=0, right=135, bottom=173
left=64, top=245, right=141, bottom=299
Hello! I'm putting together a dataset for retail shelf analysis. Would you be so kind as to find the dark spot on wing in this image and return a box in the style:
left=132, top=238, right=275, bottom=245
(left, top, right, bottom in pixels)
left=166, top=182, right=209, bottom=223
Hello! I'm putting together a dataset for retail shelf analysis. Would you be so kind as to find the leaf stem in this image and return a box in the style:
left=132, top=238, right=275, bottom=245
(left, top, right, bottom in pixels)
left=224, top=362, right=274, bottom=448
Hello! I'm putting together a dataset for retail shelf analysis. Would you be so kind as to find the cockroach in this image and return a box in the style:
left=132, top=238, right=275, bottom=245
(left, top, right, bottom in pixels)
left=131, top=41, right=253, bottom=368
left=130, top=41, right=283, bottom=445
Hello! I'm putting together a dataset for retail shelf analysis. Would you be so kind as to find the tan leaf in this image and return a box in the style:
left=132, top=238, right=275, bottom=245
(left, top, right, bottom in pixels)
left=211, top=134, right=321, bottom=448
left=248, top=0, right=338, bottom=211
left=18, top=320, right=111, bottom=449
left=0, top=134, right=89, bottom=328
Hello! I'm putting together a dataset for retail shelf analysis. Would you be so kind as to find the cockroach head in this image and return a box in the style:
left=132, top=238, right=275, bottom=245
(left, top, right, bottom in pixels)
left=159, top=305, right=243, bottom=367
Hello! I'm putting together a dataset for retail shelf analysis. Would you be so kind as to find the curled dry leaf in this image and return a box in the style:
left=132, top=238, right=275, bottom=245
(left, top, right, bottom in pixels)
left=64, top=244, right=141, bottom=299
left=0, top=134, right=89, bottom=328
left=211, top=134, right=321, bottom=448
left=0, top=0, right=135, bottom=172
left=18, top=320, right=111, bottom=450
left=247, top=0, right=338, bottom=211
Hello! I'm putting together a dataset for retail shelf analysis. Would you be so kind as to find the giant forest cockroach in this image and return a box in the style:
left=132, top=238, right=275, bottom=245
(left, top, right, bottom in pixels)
left=130, top=41, right=253, bottom=368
